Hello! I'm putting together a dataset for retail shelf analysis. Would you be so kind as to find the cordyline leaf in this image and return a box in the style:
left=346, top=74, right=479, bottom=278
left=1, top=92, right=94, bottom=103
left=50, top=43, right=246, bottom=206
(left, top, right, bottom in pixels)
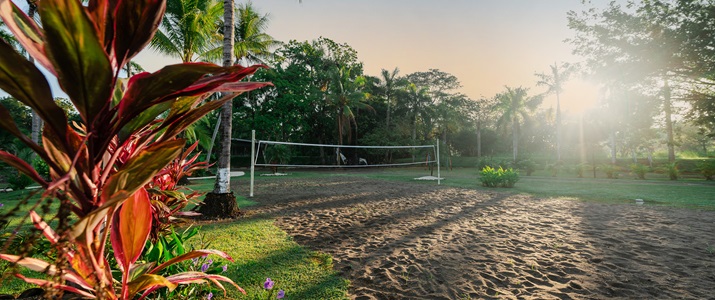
left=111, top=187, right=152, bottom=273
left=101, top=139, right=184, bottom=203
left=148, top=249, right=234, bottom=275
left=85, top=0, right=112, bottom=49
left=70, top=191, right=127, bottom=240
left=0, top=151, right=48, bottom=187
left=113, top=0, right=165, bottom=71
left=13, top=275, right=96, bottom=299
left=128, top=262, right=156, bottom=282
left=117, top=63, right=267, bottom=136
left=0, top=254, right=93, bottom=292
left=30, top=211, right=59, bottom=244
left=127, top=274, right=177, bottom=297
left=118, top=101, right=172, bottom=142
left=39, top=0, right=113, bottom=124
left=166, top=272, right=244, bottom=295
left=0, top=38, right=68, bottom=148
left=157, top=96, right=230, bottom=141
left=0, top=0, right=54, bottom=74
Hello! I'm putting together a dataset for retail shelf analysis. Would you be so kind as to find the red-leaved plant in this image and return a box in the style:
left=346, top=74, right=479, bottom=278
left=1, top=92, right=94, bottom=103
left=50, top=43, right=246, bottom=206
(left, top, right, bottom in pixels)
left=0, top=0, right=270, bottom=298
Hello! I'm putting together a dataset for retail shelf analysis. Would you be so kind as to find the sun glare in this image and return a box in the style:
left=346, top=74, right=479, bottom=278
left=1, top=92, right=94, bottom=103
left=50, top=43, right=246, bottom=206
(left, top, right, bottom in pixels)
left=558, top=79, right=601, bottom=115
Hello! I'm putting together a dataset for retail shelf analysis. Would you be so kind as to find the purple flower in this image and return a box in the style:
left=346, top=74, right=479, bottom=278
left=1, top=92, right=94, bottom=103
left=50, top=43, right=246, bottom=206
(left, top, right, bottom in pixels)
left=201, top=263, right=210, bottom=272
left=207, top=258, right=213, bottom=265
left=206, top=292, right=213, bottom=300
left=222, top=264, right=228, bottom=272
left=277, top=289, right=285, bottom=299
left=191, top=257, right=199, bottom=266
left=0, top=203, right=4, bottom=208
left=263, top=278, right=274, bottom=290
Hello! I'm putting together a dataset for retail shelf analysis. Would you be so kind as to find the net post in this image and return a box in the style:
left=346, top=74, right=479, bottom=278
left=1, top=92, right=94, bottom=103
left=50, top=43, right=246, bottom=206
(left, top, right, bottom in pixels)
left=250, top=129, right=255, bottom=197
left=436, top=138, right=441, bottom=185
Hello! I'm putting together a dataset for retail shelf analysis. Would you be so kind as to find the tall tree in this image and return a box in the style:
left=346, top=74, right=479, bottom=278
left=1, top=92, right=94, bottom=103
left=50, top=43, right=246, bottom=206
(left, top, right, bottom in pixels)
left=377, top=67, right=403, bottom=131
left=535, top=62, right=571, bottom=162
left=204, top=1, right=280, bottom=66
left=568, top=1, right=693, bottom=162
left=24, top=0, right=42, bottom=145
left=495, top=86, right=542, bottom=162
left=326, top=66, right=372, bottom=151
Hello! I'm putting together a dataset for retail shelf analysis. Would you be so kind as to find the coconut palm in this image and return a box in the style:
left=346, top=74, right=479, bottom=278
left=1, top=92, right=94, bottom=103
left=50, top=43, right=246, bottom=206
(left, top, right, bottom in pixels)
left=149, top=0, right=223, bottom=63
left=377, top=67, right=404, bottom=131
left=204, top=1, right=280, bottom=66
left=326, top=66, right=372, bottom=164
left=496, top=86, right=542, bottom=162
left=536, top=62, right=571, bottom=162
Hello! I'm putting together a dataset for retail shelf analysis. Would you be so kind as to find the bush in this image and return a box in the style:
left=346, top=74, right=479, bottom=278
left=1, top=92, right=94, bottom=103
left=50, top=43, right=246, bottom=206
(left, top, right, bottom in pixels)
left=630, top=164, right=649, bottom=179
left=516, top=159, right=536, bottom=176
left=7, top=171, right=32, bottom=190
left=479, top=166, right=520, bottom=188
left=548, top=161, right=563, bottom=177
left=575, top=163, right=590, bottom=178
left=661, top=162, right=679, bottom=180
left=697, top=160, right=715, bottom=180
left=599, top=164, right=620, bottom=179
left=32, top=157, right=50, bottom=180
left=476, top=157, right=511, bottom=170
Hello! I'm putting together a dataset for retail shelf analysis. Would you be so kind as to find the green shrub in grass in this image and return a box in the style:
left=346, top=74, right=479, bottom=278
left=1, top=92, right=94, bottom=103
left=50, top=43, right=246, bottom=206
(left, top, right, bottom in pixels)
left=661, top=162, right=679, bottom=180
left=697, top=160, right=715, bottom=180
left=479, top=166, right=519, bottom=188
left=630, top=164, right=649, bottom=179
left=599, top=164, right=620, bottom=179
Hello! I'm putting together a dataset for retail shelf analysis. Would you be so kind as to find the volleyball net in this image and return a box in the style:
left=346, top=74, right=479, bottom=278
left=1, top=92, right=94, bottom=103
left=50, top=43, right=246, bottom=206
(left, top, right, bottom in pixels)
left=244, top=131, right=441, bottom=196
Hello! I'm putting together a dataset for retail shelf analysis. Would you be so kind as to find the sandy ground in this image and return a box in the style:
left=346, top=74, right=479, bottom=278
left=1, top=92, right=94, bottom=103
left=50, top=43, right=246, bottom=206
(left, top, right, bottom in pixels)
left=240, top=176, right=715, bottom=300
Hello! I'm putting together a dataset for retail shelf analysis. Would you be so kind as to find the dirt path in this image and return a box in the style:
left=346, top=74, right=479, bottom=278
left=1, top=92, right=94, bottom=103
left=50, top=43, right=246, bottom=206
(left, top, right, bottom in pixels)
left=241, top=176, right=715, bottom=299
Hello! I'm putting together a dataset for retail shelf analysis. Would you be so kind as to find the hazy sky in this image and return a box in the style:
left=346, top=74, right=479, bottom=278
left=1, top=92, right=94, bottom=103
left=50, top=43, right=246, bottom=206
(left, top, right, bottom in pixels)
left=136, top=0, right=604, bottom=113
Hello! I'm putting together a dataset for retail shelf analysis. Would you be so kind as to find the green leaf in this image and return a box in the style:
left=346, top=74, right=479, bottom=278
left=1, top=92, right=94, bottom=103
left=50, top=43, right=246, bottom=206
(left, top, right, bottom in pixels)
left=39, top=0, right=113, bottom=123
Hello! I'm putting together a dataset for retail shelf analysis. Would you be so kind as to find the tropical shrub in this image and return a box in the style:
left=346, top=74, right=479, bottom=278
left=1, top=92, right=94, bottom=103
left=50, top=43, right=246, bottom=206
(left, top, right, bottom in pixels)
left=630, top=164, right=649, bottom=179
left=264, top=144, right=292, bottom=174
left=516, top=159, right=536, bottom=176
left=661, top=162, right=679, bottom=181
left=599, top=164, right=620, bottom=179
left=0, top=0, right=269, bottom=298
left=479, top=166, right=520, bottom=188
left=6, top=170, right=32, bottom=191
left=547, top=161, right=563, bottom=177
left=697, top=160, right=715, bottom=180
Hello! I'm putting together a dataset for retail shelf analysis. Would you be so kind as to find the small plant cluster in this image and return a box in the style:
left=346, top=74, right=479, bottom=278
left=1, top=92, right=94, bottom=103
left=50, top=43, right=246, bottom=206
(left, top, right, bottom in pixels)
left=479, top=166, right=520, bottom=188
left=697, top=160, right=715, bottom=180
left=630, top=164, right=650, bottom=179
left=515, top=159, right=536, bottom=176
left=599, top=164, right=620, bottom=179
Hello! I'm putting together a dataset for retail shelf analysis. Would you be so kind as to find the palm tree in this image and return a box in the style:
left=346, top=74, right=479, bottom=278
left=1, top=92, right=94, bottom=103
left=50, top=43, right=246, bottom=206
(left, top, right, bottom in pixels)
left=204, top=1, right=278, bottom=164
left=149, top=0, right=223, bottom=63
left=326, top=66, right=372, bottom=164
left=404, top=83, right=430, bottom=161
left=204, top=1, right=280, bottom=66
left=496, top=86, right=542, bottom=162
left=214, top=0, right=235, bottom=195
left=536, top=62, right=570, bottom=162
left=377, top=67, right=404, bottom=131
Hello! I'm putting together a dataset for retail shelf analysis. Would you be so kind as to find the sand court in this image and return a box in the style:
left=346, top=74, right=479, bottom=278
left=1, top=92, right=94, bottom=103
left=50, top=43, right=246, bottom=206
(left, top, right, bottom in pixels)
left=242, top=176, right=715, bottom=299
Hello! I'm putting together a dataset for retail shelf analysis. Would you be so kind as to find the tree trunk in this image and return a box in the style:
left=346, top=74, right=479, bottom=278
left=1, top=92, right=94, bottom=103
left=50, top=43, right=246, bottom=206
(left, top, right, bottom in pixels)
left=609, top=129, right=617, bottom=164
left=555, top=90, right=562, bottom=162
left=512, top=117, right=518, bottom=162
left=201, top=0, right=239, bottom=219
left=476, top=120, right=482, bottom=158
left=663, top=81, right=675, bottom=162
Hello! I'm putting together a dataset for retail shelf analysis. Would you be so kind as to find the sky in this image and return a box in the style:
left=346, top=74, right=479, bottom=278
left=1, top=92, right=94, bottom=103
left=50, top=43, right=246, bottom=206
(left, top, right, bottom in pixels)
left=135, top=0, right=606, bottom=114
